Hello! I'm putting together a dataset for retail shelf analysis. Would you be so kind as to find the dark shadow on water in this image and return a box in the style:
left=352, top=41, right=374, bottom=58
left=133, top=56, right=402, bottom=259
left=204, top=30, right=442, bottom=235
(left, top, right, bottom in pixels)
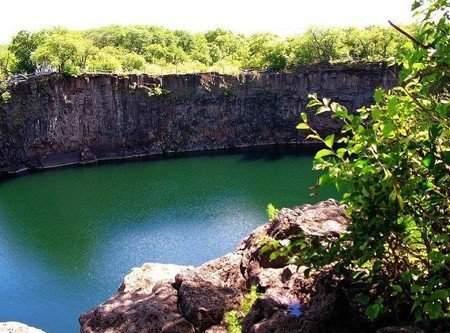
left=0, top=144, right=321, bottom=183
left=238, top=146, right=314, bottom=162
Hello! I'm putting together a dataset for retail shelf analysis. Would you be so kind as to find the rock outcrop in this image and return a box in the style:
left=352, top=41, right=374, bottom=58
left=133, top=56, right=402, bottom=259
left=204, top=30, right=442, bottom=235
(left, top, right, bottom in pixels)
left=0, top=322, right=46, bottom=333
left=80, top=200, right=359, bottom=333
left=0, top=63, right=397, bottom=177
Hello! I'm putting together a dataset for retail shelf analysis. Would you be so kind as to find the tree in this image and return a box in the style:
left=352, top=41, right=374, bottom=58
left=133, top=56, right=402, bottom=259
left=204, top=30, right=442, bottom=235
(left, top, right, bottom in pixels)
left=8, top=30, right=44, bottom=73
left=0, top=46, right=17, bottom=77
left=189, top=34, right=212, bottom=65
left=31, top=32, right=93, bottom=74
left=244, top=33, right=288, bottom=70
left=120, top=52, right=146, bottom=72
left=205, top=29, right=247, bottom=63
left=292, top=0, right=449, bottom=327
left=87, top=49, right=122, bottom=72
left=288, top=28, right=345, bottom=65
left=340, top=26, right=413, bottom=61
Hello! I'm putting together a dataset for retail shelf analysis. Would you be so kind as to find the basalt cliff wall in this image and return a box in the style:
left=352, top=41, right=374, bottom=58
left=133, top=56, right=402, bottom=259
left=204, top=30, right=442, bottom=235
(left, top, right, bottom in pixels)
left=0, top=63, right=397, bottom=176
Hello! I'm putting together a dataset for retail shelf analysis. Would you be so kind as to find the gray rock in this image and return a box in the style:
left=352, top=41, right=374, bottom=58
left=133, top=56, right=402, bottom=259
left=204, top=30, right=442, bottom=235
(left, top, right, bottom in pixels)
left=119, top=262, right=193, bottom=294
left=178, top=279, right=242, bottom=331
left=0, top=322, right=46, bottom=333
left=80, top=284, right=192, bottom=333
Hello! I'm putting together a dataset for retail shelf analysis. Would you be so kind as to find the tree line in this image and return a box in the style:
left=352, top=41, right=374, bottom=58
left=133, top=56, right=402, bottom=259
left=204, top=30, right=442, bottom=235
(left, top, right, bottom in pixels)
left=0, top=24, right=414, bottom=79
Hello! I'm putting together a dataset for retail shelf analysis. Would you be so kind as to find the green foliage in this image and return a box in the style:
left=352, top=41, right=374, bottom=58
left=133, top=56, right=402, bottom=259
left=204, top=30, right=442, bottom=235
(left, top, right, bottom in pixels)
left=266, top=203, right=279, bottom=221
left=224, top=286, right=260, bottom=333
left=31, top=30, right=95, bottom=74
left=120, top=52, right=146, bottom=72
left=224, top=311, right=242, bottom=333
left=0, top=45, right=17, bottom=78
left=288, top=28, right=345, bottom=64
left=293, top=0, right=450, bottom=326
left=0, top=91, right=11, bottom=103
left=4, top=24, right=414, bottom=76
left=86, top=47, right=121, bottom=72
left=8, top=30, right=45, bottom=73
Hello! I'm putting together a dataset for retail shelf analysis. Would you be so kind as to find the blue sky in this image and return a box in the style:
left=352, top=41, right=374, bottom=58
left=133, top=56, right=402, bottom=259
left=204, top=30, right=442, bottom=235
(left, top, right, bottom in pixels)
left=0, top=0, right=414, bottom=43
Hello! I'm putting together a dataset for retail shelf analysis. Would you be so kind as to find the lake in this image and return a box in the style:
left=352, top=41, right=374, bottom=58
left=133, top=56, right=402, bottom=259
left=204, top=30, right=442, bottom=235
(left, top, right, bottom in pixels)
left=0, top=152, right=334, bottom=332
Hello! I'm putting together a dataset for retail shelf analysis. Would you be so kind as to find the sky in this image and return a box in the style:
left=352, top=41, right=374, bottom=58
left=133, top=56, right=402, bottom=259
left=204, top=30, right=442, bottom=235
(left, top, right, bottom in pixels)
left=0, top=0, right=414, bottom=43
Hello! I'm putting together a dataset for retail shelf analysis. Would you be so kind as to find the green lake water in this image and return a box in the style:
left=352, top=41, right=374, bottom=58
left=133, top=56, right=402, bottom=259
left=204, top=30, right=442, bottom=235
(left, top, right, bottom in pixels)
left=0, top=152, right=334, bottom=332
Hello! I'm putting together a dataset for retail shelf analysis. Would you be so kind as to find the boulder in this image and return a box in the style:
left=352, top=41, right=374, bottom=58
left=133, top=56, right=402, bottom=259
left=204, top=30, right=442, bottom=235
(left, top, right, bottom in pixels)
left=178, top=279, right=241, bottom=331
left=119, top=262, right=193, bottom=294
left=241, top=200, right=349, bottom=284
left=79, top=284, right=192, bottom=333
left=0, top=322, right=46, bottom=333
left=175, top=253, right=246, bottom=290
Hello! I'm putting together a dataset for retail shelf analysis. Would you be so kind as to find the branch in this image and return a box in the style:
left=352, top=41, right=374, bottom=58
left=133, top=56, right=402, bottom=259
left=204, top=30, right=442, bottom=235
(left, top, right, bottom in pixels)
left=388, top=20, right=431, bottom=50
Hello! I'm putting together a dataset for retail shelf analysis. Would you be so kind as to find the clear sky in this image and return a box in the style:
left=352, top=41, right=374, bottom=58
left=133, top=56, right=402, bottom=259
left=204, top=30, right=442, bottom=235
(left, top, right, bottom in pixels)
left=0, top=0, right=414, bottom=43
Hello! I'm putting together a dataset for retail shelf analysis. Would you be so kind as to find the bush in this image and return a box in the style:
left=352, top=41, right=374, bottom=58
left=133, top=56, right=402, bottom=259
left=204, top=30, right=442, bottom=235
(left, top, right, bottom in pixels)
left=293, top=0, right=449, bottom=326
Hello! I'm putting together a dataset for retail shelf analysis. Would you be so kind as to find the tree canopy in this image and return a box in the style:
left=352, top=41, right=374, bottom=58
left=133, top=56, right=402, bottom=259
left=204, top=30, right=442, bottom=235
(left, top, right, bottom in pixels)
left=2, top=24, right=413, bottom=76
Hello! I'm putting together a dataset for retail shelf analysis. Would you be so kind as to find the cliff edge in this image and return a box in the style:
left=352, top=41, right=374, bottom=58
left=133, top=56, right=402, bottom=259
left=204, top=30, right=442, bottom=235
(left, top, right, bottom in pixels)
left=0, top=63, right=397, bottom=177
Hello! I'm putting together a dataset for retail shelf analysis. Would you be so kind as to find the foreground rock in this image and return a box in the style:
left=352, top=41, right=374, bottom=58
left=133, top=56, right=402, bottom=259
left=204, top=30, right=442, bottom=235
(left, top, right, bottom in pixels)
left=81, top=200, right=363, bottom=333
left=0, top=322, right=46, bottom=333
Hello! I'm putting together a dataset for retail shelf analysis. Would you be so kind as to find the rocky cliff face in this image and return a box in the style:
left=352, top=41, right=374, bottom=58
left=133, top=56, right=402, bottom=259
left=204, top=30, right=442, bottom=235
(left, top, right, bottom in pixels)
left=0, top=63, right=397, bottom=176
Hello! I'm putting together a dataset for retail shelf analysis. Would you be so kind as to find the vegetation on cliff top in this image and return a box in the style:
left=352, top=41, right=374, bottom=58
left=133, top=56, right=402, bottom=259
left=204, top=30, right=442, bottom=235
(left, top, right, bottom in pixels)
left=0, top=24, right=413, bottom=78
left=290, top=0, right=449, bottom=329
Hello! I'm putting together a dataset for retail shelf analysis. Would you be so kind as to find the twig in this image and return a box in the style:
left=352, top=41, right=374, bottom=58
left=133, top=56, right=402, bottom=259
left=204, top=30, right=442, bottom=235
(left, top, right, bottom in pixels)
left=388, top=20, right=431, bottom=50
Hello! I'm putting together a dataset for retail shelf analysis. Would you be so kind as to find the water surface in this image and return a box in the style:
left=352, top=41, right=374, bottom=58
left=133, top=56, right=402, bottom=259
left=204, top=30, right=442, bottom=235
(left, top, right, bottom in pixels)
left=0, top=152, right=334, bottom=332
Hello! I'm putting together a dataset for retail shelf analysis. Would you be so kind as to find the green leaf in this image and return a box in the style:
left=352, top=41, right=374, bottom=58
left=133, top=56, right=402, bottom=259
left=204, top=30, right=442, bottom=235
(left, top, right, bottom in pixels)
left=300, top=112, right=308, bottom=123
left=431, top=289, right=449, bottom=301
left=436, top=103, right=449, bottom=116
left=424, top=302, right=443, bottom=320
left=306, top=97, right=322, bottom=108
left=442, top=150, right=450, bottom=164
left=316, top=106, right=331, bottom=114
left=382, top=120, right=395, bottom=137
left=429, top=124, right=442, bottom=139
left=306, top=134, right=322, bottom=141
left=366, top=303, right=384, bottom=321
left=324, top=134, right=335, bottom=149
left=392, top=284, right=403, bottom=294
left=296, top=123, right=310, bottom=130
left=422, top=154, right=435, bottom=168
left=315, top=149, right=334, bottom=160
left=336, top=148, right=347, bottom=158
left=319, top=173, right=331, bottom=185
left=374, top=88, right=384, bottom=103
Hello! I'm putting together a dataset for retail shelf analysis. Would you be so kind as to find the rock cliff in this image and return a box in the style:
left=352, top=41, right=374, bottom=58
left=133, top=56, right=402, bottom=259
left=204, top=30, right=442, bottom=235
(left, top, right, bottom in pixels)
left=0, top=63, right=397, bottom=176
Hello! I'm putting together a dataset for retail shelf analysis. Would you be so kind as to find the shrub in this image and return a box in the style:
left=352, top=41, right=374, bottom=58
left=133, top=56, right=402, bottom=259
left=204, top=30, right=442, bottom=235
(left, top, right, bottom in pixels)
left=224, top=286, right=260, bottom=333
left=266, top=203, right=279, bottom=221
left=292, top=0, right=449, bottom=326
